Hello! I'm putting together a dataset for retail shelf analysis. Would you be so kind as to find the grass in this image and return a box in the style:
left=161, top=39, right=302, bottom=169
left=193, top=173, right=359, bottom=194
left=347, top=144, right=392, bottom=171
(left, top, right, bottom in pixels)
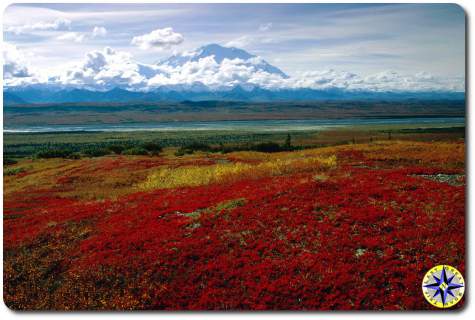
left=183, top=198, right=248, bottom=222
left=4, top=167, right=27, bottom=176
left=138, top=155, right=337, bottom=190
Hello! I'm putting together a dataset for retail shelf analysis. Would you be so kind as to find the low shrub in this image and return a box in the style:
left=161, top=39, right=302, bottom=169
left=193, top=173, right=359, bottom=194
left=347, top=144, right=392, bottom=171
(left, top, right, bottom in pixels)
left=174, top=149, right=187, bottom=157
left=123, top=147, right=149, bottom=156
left=3, top=158, right=18, bottom=166
left=185, top=142, right=212, bottom=152
left=68, top=153, right=81, bottom=160
left=251, top=142, right=283, bottom=153
left=36, top=148, right=74, bottom=159
left=82, top=147, right=110, bottom=157
left=5, top=167, right=26, bottom=176
left=108, top=145, right=126, bottom=155
left=142, top=142, right=162, bottom=155
left=175, top=147, right=194, bottom=156
left=175, top=143, right=212, bottom=156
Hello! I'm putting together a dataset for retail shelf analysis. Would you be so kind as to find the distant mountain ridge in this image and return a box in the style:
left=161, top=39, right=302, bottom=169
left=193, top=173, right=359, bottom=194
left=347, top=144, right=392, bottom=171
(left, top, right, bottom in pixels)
left=3, top=92, right=26, bottom=105
left=3, top=86, right=465, bottom=105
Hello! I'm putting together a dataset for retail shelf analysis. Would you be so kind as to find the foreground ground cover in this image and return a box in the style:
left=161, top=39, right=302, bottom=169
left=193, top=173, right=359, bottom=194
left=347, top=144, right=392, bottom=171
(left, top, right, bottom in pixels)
left=3, top=140, right=465, bottom=310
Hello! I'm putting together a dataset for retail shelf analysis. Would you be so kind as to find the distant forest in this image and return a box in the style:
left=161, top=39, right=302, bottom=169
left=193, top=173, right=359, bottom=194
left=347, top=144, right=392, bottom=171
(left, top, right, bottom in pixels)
left=4, top=100, right=466, bottom=126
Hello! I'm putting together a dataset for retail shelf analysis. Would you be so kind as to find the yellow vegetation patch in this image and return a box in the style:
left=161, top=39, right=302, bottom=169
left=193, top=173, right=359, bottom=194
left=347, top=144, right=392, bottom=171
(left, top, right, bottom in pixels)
left=139, top=155, right=337, bottom=190
left=226, top=147, right=337, bottom=162
left=3, top=158, right=80, bottom=196
left=3, top=156, right=163, bottom=200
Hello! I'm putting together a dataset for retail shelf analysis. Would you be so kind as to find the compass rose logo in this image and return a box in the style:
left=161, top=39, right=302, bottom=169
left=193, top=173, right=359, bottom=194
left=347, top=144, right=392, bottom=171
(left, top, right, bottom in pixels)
left=422, top=265, right=465, bottom=308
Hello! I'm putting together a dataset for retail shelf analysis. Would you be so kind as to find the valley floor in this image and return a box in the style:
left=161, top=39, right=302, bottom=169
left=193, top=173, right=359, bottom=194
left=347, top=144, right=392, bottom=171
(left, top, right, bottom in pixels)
left=3, top=136, right=465, bottom=310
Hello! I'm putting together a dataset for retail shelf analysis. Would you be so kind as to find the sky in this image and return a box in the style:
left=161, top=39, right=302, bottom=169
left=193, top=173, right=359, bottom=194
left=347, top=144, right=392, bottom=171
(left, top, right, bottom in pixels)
left=2, top=3, right=466, bottom=92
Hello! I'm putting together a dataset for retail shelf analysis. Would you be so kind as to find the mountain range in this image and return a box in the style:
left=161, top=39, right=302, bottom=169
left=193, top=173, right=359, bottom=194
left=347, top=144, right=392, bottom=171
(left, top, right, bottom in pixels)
left=3, top=44, right=465, bottom=104
left=3, top=86, right=465, bottom=105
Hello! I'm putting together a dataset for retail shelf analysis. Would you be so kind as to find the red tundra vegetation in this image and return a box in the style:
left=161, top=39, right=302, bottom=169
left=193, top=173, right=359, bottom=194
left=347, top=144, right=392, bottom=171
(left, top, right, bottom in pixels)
left=3, top=141, right=465, bottom=310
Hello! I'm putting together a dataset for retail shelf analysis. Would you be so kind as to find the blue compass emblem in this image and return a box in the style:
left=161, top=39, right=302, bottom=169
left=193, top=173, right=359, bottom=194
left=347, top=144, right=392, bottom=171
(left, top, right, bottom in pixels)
left=422, top=265, right=465, bottom=308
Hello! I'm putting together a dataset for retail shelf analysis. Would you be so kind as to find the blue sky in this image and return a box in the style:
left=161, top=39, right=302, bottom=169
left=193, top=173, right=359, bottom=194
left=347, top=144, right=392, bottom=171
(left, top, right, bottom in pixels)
left=3, top=3, right=466, bottom=91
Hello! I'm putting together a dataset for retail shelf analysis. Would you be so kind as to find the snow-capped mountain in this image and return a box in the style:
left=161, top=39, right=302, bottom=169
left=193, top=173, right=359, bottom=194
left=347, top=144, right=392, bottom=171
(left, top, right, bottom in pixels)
left=4, top=43, right=294, bottom=92
left=160, top=44, right=289, bottom=79
left=3, top=43, right=465, bottom=104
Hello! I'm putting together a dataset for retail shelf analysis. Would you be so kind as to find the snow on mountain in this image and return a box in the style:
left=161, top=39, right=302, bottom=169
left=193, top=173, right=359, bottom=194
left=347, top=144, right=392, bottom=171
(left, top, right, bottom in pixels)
left=3, top=43, right=465, bottom=94
left=161, top=43, right=289, bottom=79
left=3, top=44, right=292, bottom=92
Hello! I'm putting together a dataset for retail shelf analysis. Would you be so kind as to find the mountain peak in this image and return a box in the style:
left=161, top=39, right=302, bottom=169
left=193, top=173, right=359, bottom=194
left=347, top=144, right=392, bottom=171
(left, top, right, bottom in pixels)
left=194, top=43, right=254, bottom=63
left=160, top=43, right=288, bottom=79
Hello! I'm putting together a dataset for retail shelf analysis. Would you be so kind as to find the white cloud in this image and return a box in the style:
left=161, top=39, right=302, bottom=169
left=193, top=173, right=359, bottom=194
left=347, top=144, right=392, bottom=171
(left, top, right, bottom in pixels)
left=225, top=36, right=253, bottom=48
left=2, top=43, right=48, bottom=87
left=92, top=26, right=107, bottom=38
left=225, top=22, right=274, bottom=48
left=292, top=69, right=465, bottom=92
left=3, top=5, right=189, bottom=28
left=3, top=46, right=464, bottom=93
left=131, top=27, right=184, bottom=50
left=53, top=47, right=161, bottom=90
left=226, top=35, right=274, bottom=48
left=56, top=32, right=86, bottom=43
left=259, top=23, right=272, bottom=32
left=5, top=18, right=71, bottom=34
left=359, top=70, right=464, bottom=92
left=56, top=27, right=107, bottom=44
left=3, top=43, right=31, bottom=78
left=291, top=69, right=359, bottom=90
